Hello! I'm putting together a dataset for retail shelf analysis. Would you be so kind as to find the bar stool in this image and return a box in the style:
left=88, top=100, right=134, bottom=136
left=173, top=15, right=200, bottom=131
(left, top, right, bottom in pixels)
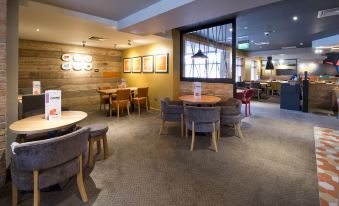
left=87, top=124, right=109, bottom=167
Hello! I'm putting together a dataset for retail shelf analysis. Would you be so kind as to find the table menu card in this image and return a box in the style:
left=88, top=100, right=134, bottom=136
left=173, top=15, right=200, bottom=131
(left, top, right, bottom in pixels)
left=33, top=81, right=41, bottom=95
left=194, top=82, right=202, bottom=98
left=45, top=90, right=61, bottom=120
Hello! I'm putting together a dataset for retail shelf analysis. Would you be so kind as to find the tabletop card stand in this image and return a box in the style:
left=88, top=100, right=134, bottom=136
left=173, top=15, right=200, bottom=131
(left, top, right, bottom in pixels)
left=32, top=81, right=41, bottom=95
left=45, top=90, right=62, bottom=120
left=194, top=82, right=202, bottom=99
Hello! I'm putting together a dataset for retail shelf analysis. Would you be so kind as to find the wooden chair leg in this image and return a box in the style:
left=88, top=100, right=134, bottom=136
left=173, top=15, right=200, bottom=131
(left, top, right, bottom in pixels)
left=117, top=104, right=120, bottom=118
left=127, top=102, right=130, bottom=116
left=96, top=140, right=101, bottom=155
left=138, top=101, right=140, bottom=116
left=88, top=139, right=94, bottom=167
left=235, top=122, right=244, bottom=139
left=181, top=114, right=184, bottom=138
left=77, top=155, right=89, bottom=203
left=146, top=98, right=149, bottom=111
left=159, top=119, right=165, bottom=135
left=103, top=135, right=109, bottom=159
left=12, top=183, right=18, bottom=206
left=212, top=123, right=218, bottom=152
left=190, top=122, right=195, bottom=151
left=109, top=105, right=112, bottom=117
left=33, top=170, right=40, bottom=206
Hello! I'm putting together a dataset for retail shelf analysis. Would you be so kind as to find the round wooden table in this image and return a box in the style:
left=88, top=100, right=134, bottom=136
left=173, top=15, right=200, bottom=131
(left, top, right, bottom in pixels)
left=179, top=95, right=221, bottom=105
left=10, top=111, right=88, bottom=135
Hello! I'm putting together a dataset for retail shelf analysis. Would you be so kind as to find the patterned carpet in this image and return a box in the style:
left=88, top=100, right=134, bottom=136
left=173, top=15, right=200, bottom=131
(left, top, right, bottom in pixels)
left=314, top=127, right=339, bottom=206
left=1, top=102, right=339, bottom=205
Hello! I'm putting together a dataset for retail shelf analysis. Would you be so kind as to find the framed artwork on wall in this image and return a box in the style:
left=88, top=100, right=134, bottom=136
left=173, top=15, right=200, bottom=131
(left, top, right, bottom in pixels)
left=123, top=58, right=132, bottom=73
left=132, top=57, right=142, bottom=73
left=155, top=53, right=168, bottom=73
left=142, top=55, right=154, bottom=73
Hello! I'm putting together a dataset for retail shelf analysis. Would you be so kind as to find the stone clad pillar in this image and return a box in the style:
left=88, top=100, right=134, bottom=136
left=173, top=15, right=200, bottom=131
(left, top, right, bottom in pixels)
left=0, top=0, right=7, bottom=187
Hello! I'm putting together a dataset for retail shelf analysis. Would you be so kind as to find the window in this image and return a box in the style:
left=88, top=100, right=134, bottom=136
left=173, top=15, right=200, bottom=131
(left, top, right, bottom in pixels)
left=235, top=57, right=243, bottom=82
left=250, top=60, right=257, bottom=81
left=180, top=19, right=236, bottom=83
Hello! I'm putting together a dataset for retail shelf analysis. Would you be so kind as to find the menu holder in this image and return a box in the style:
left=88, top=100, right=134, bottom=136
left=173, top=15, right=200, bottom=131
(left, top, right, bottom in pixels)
left=45, top=90, right=61, bottom=120
left=32, top=81, right=41, bottom=95
left=194, top=82, right=202, bottom=98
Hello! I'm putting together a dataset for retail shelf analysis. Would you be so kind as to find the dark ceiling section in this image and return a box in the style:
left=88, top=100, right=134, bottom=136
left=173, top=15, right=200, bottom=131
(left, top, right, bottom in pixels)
left=179, top=0, right=339, bottom=52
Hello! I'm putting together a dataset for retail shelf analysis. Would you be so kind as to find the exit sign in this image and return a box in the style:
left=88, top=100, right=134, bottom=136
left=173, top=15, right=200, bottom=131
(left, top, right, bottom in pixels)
left=238, top=40, right=250, bottom=50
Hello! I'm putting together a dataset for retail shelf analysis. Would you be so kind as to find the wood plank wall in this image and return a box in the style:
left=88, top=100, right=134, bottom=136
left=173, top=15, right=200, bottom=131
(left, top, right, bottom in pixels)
left=19, top=40, right=122, bottom=109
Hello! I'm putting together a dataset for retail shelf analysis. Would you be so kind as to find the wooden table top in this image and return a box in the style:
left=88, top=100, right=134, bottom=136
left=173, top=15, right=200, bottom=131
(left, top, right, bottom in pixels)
left=179, top=95, right=221, bottom=104
left=97, top=87, right=138, bottom=95
left=9, top=111, right=87, bottom=135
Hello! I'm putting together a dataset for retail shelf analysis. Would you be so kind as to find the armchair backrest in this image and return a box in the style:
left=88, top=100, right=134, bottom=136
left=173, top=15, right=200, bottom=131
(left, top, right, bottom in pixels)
left=137, top=87, right=148, bottom=98
left=116, top=89, right=131, bottom=100
left=11, top=127, right=90, bottom=172
left=186, top=106, right=220, bottom=123
left=160, top=98, right=183, bottom=113
left=219, top=98, right=242, bottom=115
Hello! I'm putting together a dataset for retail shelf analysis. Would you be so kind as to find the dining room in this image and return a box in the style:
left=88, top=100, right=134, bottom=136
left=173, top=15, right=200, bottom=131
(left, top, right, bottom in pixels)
left=1, top=0, right=339, bottom=206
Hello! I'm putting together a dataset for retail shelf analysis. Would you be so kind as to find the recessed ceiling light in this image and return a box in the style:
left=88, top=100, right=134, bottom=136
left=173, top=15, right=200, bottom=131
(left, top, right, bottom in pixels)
left=299, top=42, right=304, bottom=46
left=292, top=16, right=298, bottom=21
left=229, top=28, right=233, bottom=32
left=251, top=40, right=254, bottom=43
left=36, top=28, right=40, bottom=32
left=243, top=26, right=248, bottom=30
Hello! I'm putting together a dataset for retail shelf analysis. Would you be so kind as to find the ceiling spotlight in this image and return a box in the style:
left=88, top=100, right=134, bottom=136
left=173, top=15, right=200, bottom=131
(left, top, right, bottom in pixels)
left=229, top=28, right=233, bottom=32
left=36, top=28, right=40, bottom=32
left=299, top=42, right=304, bottom=46
left=292, top=16, right=298, bottom=21
left=82, top=41, right=86, bottom=47
left=128, top=40, right=132, bottom=46
left=315, top=49, right=323, bottom=54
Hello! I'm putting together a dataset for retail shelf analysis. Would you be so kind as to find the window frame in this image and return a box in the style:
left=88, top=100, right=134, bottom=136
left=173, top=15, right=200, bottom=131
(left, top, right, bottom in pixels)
left=180, top=18, right=236, bottom=84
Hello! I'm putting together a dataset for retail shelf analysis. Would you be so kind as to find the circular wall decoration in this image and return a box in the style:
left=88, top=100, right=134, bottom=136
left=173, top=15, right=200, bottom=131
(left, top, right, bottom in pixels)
left=61, top=54, right=71, bottom=61
left=84, top=55, right=93, bottom=63
left=84, top=63, right=93, bottom=71
left=61, top=62, right=73, bottom=70
left=73, top=54, right=83, bottom=62
left=73, top=62, right=85, bottom=71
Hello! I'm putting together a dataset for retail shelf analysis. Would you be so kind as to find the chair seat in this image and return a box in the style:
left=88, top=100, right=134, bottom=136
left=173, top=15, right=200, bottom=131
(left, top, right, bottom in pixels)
left=87, top=124, right=108, bottom=138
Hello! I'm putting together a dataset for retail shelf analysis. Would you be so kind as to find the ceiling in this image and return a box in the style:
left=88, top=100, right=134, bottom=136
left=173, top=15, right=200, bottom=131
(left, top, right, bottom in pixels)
left=19, top=1, right=167, bottom=49
left=234, top=0, right=339, bottom=52
left=32, top=0, right=162, bottom=20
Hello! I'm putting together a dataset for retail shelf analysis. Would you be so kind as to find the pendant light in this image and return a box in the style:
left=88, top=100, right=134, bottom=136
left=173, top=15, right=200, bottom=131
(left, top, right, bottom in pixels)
left=192, top=29, right=208, bottom=59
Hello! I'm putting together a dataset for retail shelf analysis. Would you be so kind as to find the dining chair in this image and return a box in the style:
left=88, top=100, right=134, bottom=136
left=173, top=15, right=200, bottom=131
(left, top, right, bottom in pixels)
left=86, top=124, right=109, bottom=167
left=185, top=106, right=221, bottom=152
left=236, top=89, right=254, bottom=117
left=270, top=82, right=281, bottom=95
left=98, top=86, right=112, bottom=111
left=11, top=127, right=90, bottom=206
left=218, top=98, right=244, bottom=139
left=132, top=87, right=149, bottom=116
left=159, top=98, right=184, bottom=137
left=110, top=89, right=131, bottom=118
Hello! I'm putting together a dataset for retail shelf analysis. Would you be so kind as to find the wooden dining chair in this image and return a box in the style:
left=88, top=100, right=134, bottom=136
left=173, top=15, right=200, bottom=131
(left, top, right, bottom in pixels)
left=109, top=89, right=131, bottom=118
left=132, top=87, right=149, bottom=116
left=98, top=86, right=112, bottom=111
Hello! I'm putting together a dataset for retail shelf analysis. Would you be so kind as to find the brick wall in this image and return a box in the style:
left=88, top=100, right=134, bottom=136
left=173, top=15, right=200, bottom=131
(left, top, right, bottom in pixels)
left=0, top=0, right=7, bottom=186
left=179, top=82, right=233, bottom=101
left=19, top=40, right=122, bottom=109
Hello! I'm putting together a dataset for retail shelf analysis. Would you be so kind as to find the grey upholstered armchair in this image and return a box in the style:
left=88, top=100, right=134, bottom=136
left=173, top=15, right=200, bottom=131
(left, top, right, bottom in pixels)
left=218, top=98, right=244, bottom=139
left=159, top=98, right=184, bottom=137
left=10, top=127, right=90, bottom=206
left=185, top=106, right=221, bottom=152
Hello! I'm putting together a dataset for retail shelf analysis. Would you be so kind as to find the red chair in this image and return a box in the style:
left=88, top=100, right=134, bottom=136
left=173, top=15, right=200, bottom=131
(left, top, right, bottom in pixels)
left=236, top=89, right=254, bottom=117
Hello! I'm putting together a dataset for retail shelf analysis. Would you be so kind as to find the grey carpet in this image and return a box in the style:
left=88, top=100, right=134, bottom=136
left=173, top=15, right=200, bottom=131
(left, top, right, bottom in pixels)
left=1, top=102, right=338, bottom=206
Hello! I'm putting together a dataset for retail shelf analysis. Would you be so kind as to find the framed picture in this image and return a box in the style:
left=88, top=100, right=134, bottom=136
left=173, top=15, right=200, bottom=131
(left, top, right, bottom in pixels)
left=123, top=58, right=132, bottom=73
left=155, top=53, right=168, bottom=73
left=132, top=57, right=142, bottom=73
left=142, top=55, right=154, bottom=73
